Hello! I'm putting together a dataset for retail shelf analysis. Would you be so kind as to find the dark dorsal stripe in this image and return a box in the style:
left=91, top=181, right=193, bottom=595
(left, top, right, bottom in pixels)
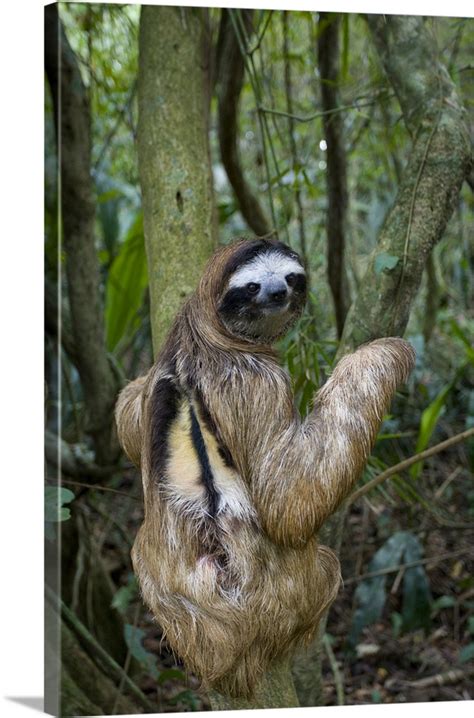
left=194, top=387, right=235, bottom=469
left=150, top=376, right=180, bottom=479
left=189, top=404, right=220, bottom=517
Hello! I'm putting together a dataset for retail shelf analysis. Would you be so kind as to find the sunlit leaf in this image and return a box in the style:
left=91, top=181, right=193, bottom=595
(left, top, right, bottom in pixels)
left=410, top=380, right=454, bottom=479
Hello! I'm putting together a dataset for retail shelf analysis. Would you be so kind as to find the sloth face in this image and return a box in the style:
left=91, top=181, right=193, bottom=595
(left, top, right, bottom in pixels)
left=218, top=240, right=307, bottom=342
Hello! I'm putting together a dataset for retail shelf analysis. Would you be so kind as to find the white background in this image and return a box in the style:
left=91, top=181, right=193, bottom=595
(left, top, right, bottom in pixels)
left=0, top=0, right=472, bottom=716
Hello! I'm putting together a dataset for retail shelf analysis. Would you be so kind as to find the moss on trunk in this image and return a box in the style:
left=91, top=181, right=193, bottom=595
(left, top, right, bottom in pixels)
left=137, top=5, right=217, bottom=356
left=339, top=15, right=471, bottom=353
left=209, top=658, right=299, bottom=710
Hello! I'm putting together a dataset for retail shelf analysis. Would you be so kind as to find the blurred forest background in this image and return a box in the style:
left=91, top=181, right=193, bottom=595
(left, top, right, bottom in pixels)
left=45, top=3, right=474, bottom=715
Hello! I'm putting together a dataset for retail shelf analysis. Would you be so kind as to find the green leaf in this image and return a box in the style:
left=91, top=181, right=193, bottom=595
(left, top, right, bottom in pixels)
left=169, top=689, right=199, bottom=710
left=450, top=319, right=474, bottom=367
left=348, top=532, right=406, bottom=647
left=459, top=643, right=474, bottom=663
left=410, top=381, right=454, bottom=479
left=45, top=486, right=75, bottom=523
left=374, top=252, right=400, bottom=275
left=391, top=611, right=403, bottom=638
left=123, top=624, right=159, bottom=679
left=349, top=532, right=432, bottom=646
left=400, top=533, right=432, bottom=632
left=105, top=212, right=148, bottom=351
left=299, top=379, right=317, bottom=417
left=157, top=668, right=186, bottom=685
left=431, top=595, right=456, bottom=615
left=97, top=188, right=121, bottom=204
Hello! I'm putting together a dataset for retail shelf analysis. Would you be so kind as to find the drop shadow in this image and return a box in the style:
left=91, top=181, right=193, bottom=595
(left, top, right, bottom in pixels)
left=5, top=697, right=44, bottom=713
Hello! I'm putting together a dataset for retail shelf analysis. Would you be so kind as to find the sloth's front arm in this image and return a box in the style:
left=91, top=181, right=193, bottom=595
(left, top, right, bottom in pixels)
left=115, top=374, right=148, bottom=469
left=216, top=337, right=415, bottom=548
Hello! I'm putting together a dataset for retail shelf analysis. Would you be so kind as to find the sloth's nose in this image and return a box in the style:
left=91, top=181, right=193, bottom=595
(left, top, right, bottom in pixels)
left=269, top=288, right=287, bottom=302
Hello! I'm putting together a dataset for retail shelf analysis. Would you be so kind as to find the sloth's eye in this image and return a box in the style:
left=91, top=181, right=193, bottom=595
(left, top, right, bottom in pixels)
left=247, top=282, right=260, bottom=295
left=286, top=273, right=296, bottom=287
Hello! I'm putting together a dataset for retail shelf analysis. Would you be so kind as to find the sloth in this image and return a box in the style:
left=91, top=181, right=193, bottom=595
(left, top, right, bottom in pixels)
left=115, top=237, right=415, bottom=698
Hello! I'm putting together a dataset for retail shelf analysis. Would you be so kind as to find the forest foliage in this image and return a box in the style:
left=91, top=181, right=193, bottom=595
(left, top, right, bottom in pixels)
left=45, top=4, right=474, bottom=713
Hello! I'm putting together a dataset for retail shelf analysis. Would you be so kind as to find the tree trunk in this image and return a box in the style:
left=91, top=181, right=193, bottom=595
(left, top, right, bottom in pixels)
left=137, top=5, right=217, bottom=357
left=318, top=12, right=351, bottom=338
left=293, top=13, right=471, bottom=706
left=209, top=658, right=299, bottom=710
left=44, top=5, right=119, bottom=465
left=339, top=14, right=471, bottom=353
left=137, top=6, right=299, bottom=709
left=292, top=625, right=324, bottom=707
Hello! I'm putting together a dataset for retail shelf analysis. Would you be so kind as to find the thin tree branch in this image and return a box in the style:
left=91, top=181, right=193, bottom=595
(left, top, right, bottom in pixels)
left=94, top=79, right=137, bottom=171
left=229, top=9, right=279, bottom=233
left=347, top=101, right=376, bottom=154
left=59, top=478, right=140, bottom=501
left=216, top=10, right=270, bottom=236
left=282, top=12, right=309, bottom=274
left=248, top=10, right=273, bottom=55
left=322, top=635, right=344, bottom=705
left=45, top=430, right=119, bottom=480
left=350, top=427, right=474, bottom=504
left=403, top=666, right=474, bottom=689
left=258, top=97, right=381, bottom=124
left=345, top=548, right=469, bottom=586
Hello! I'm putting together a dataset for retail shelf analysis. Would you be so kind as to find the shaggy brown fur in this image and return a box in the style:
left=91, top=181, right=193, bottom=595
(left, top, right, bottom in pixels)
left=115, top=238, right=415, bottom=698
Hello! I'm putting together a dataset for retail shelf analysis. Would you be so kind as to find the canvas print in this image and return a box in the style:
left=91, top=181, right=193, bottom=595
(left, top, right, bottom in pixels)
left=44, top=2, right=474, bottom=715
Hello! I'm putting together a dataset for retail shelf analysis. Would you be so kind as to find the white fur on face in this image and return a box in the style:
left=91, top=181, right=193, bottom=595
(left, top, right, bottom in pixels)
left=228, top=251, right=304, bottom=289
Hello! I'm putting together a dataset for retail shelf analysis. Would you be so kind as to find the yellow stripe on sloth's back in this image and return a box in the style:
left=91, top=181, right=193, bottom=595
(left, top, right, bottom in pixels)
left=163, top=397, right=255, bottom=522
left=166, top=400, right=205, bottom=502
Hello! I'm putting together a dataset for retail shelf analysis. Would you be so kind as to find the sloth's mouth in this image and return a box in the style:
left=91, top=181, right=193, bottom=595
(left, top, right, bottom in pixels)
left=261, top=301, right=290, bottom=315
